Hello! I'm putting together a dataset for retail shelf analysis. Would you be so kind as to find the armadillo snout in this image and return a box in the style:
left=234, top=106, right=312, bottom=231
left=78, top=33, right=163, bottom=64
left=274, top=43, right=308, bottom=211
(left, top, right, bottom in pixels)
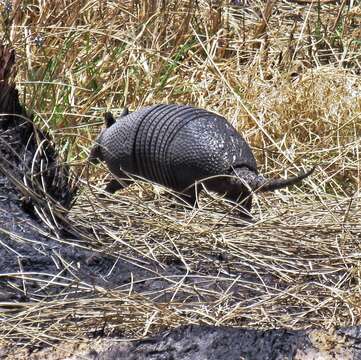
left=88, top=144, right=102, bottom=165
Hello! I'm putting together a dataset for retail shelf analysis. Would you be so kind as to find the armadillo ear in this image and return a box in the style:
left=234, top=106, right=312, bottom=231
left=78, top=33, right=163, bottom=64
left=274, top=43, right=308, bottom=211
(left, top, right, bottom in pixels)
left=120, top=107, right=129, bottom=117
left=103, top=112, right=116, bottom=128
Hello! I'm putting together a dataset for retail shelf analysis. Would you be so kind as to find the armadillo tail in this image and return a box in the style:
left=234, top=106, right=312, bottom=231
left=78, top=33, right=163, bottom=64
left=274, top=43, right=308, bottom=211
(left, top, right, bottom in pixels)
left=257, top=166, right=316, bottom=192
left=234, top=166, right=315, bottom=192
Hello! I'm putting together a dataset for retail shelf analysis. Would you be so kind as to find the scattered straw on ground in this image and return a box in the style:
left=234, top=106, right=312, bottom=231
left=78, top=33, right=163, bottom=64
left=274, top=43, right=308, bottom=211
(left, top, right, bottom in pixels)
left=0, top=0, right=360, bottom=352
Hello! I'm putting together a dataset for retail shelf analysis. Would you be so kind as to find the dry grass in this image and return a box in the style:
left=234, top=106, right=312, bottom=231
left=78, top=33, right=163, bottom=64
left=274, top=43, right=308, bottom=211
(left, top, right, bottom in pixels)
left=1, top=0, right=361, bottom=352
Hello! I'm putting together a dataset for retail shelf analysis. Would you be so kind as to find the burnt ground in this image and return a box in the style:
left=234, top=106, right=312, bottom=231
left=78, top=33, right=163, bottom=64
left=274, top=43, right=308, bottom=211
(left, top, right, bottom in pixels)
left=79, top=325, right=361, bottom=359
left=3, top=324, right=361, bottom=359
left=1, top=45, right=361, bottom=359
left=3, top=180, right=361, bottom=360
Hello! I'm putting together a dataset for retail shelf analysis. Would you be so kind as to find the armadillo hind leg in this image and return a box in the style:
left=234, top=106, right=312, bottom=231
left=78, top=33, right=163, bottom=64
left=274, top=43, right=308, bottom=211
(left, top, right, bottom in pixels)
left=178, top=188, right=199, bottom=208
left=204, top=169, right=254, bottom=219
left=170, top=184, right=201, bottom=208
left=223, top=190, right=253, bottom=220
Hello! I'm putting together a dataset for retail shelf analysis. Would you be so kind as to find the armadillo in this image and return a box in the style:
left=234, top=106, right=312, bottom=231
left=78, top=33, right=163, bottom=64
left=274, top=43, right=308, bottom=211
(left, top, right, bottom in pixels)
left=89, top=104, right=314, bottom=215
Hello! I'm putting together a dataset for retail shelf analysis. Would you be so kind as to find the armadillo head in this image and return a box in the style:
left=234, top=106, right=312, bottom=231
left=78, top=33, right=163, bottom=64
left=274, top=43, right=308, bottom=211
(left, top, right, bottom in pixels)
left=88, top=112, right=116, bottom=164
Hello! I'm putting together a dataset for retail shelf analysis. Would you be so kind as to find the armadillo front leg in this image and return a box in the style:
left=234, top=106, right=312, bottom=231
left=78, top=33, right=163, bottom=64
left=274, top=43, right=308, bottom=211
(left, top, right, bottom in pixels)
left=105, top=179, right=126, bottom=193
left=105, top=171, right=133, bottom=194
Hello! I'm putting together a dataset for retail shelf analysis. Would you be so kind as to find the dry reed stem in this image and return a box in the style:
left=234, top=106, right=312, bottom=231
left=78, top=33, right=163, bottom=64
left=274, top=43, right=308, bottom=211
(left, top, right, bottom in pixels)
left=0, top=0, right=360, bottom=350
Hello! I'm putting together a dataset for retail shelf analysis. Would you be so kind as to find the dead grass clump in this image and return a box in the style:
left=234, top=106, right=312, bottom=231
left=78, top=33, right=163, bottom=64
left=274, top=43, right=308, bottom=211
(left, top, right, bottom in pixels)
left=0, top=0, right=360, bottom=351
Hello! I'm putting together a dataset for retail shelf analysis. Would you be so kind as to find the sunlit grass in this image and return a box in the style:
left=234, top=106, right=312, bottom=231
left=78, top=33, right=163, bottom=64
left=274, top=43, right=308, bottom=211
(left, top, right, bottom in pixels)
left=1, top=0, right=360, bottom=352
